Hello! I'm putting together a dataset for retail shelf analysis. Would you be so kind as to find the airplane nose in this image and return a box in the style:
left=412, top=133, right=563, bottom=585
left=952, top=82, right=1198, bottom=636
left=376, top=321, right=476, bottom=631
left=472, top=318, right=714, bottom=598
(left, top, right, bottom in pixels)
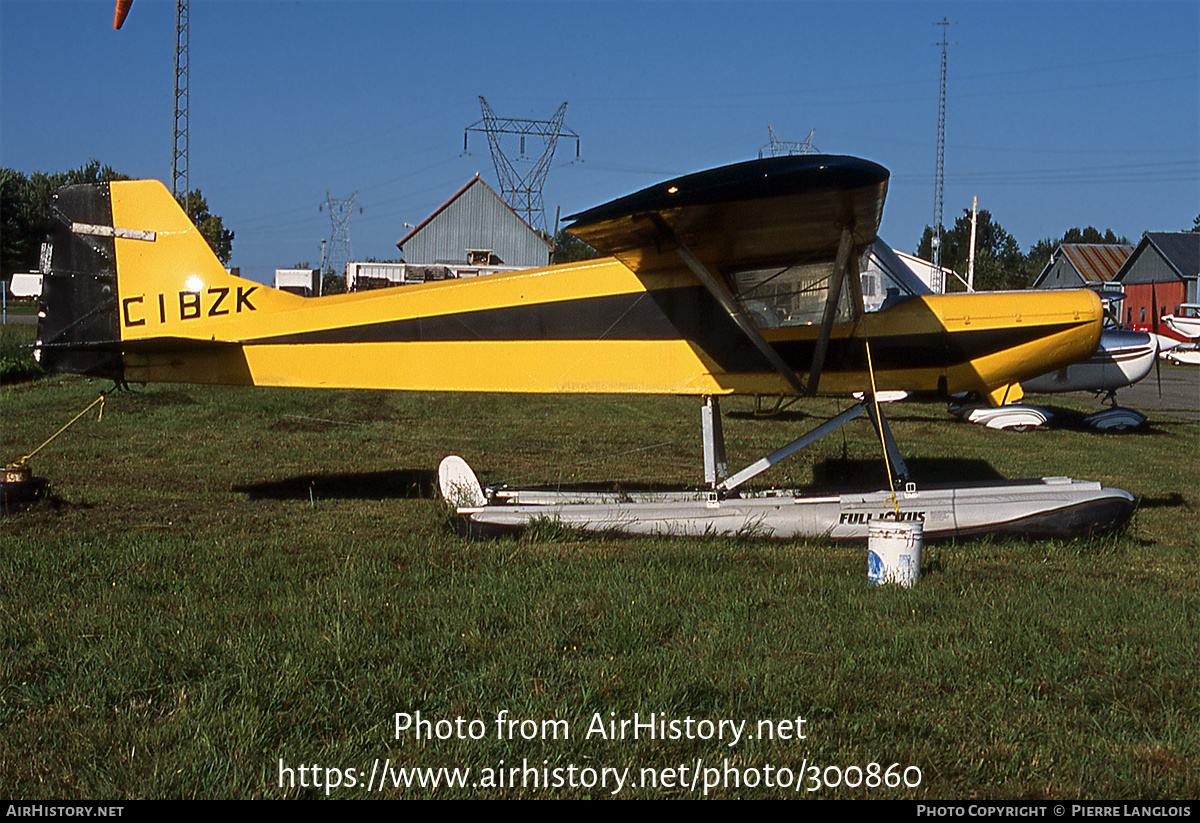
left=919, top=287, right=1104, bottom=400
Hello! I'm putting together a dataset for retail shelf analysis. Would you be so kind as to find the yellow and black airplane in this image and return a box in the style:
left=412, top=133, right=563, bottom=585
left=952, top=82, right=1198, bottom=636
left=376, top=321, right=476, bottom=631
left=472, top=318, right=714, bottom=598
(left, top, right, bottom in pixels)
left=36, top=155, right=1138, bottom=538
left=35, top=155, right=1102, bottom=408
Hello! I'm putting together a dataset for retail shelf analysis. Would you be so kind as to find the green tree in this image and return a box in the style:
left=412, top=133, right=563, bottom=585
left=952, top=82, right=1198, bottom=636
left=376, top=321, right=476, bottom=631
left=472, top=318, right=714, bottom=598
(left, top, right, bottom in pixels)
left=916, top=209, right=1024, bottom=291
left=2, top=161, right=127, bottom=280
left=1, top=169, right=41, bottom=280
left=62, top=159, right=127, bottom=187
left=178, top=189, right=235, bottom=266
left=321, top=273, right=346, bottom=295
left=552, top=229, right=600, bottom=264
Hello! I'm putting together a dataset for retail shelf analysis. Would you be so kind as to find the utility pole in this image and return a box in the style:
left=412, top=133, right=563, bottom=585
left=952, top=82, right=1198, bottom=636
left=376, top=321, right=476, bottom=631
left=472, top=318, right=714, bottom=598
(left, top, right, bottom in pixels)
left=967, top=195, right=978, bottom=292
left=318, top=240, right=327, bottom=296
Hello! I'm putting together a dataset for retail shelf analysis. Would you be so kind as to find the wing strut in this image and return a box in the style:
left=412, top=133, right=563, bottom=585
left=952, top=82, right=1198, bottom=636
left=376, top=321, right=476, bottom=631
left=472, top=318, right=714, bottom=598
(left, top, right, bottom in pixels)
left=863, top=399, right=910, bottom=485
left=807, top=227, right=858, bottom=395
left=650, top=215, right=807, bottom=396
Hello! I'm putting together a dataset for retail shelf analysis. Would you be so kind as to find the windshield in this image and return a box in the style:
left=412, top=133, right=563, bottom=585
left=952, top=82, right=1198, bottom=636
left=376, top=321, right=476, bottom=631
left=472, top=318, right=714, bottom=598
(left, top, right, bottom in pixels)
left=731, top=238, right=931, bottom=328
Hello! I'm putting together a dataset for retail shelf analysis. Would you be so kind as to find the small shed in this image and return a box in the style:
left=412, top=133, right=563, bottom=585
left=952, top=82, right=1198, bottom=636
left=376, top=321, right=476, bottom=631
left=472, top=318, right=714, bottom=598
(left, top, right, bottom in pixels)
left=1114, top=233, right=1199, bottom=330
left=274, top=268, right=321, bottom=297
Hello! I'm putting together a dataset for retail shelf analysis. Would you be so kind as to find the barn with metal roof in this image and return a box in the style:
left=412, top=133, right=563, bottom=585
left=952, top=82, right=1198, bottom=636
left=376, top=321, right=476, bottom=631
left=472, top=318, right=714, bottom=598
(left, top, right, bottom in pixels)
left=396, top=176, right=553, bottom=269
left=1031, top=243, right=1133, bottom=290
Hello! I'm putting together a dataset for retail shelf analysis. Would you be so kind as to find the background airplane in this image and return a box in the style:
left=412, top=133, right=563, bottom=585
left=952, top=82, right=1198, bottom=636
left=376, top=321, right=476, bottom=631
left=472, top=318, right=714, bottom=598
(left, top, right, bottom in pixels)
left=1158, top=304, right=1200, bottom=365
left=952, top=326, right=1158, bottom=431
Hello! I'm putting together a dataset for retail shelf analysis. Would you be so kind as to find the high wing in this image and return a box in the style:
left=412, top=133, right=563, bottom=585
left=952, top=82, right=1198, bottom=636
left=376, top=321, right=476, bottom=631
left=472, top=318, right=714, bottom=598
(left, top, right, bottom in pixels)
left=35, top=157, right=1102, bottom=404
left=564, top=154, right=889, bottom=278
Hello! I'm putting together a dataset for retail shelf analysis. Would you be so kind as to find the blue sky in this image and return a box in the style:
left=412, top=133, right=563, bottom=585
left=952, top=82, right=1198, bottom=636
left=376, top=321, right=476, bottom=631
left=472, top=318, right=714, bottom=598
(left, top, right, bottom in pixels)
left=2, top=1, right=1197, bottom=283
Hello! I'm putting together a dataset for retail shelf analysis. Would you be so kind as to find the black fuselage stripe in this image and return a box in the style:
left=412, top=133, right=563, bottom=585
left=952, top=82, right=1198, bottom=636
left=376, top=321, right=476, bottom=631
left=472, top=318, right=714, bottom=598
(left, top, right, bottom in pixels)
left=245, top=287, right=1083, bottom=375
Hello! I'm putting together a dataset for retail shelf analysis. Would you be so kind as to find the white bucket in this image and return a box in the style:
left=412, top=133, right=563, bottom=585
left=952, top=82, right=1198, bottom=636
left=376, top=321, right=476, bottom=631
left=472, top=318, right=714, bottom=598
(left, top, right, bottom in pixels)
left=867, top=521, right=923, bottom=587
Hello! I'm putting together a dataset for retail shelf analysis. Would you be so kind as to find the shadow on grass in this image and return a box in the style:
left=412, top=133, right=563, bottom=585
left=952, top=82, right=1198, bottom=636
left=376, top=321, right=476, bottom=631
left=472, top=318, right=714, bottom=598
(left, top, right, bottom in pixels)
left=812, top=457, right=1005, bottom=490
left=232, top=459, right=1015, bottom=504
left=1020, top=403, right=1188, bottom=436
left=725, top=408, right=817, bottom=423
left=114, top=387, right=199, bottom=408
left=1135, top=492, right=1190, bottom=510
left=233, top=468, right=438, bottom=501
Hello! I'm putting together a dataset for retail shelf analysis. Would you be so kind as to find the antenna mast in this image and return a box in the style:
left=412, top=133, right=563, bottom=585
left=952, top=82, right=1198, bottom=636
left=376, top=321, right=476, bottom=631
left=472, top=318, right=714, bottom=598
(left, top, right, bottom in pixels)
left=172, top=0, right=189, bottom=201
left=464, top=97, right=580, bottom=233
left=931, top=17, right=952, bottom=294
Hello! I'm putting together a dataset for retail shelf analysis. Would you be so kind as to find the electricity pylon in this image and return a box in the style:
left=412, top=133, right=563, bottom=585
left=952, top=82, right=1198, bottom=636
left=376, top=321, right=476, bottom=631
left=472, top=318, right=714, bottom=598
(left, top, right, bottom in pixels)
left=464, top=97, right=580, bottom=233
left=321, top=191, right=358, bottom=281
left=758, top=126, right=818, bottom=158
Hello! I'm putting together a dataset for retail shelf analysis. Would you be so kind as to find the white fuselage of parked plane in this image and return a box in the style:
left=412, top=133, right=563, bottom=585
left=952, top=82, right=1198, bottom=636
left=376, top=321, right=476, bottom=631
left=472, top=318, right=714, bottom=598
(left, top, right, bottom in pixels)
left=1023, top=328, right=1156, bottom=394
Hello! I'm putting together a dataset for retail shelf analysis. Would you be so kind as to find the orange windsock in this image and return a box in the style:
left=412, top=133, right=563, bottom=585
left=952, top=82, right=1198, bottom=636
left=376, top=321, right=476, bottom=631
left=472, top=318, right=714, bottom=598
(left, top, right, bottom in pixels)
left=113, top=0, right=133, bottom=30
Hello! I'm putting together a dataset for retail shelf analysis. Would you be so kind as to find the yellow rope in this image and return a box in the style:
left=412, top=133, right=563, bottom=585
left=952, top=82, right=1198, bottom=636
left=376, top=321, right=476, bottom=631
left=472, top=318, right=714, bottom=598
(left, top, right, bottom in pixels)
left=864, top=339, right=900, bottom=515
left=6, top=393, right=106, bottom=470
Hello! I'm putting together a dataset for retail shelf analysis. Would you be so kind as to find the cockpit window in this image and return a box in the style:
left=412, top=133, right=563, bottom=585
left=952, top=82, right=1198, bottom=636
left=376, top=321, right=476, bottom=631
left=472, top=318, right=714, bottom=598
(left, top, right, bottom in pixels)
left=863, top=239, right=932, bottom=308
left=731, top=238, right=931, bottom=328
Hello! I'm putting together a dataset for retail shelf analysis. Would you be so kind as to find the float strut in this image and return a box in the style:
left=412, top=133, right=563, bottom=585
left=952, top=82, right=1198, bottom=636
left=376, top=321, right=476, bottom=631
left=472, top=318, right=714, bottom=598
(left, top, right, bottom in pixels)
left=701, top=396, right=728, bottom=489
left=719, top=403, right=865, bottom=492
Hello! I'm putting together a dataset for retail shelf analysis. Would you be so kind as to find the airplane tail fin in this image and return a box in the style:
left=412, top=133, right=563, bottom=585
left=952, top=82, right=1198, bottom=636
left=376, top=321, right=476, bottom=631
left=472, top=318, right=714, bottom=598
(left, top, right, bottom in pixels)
left=36, top=180, right=300, bottom=381
left=35, top=184, right=125, bottom=380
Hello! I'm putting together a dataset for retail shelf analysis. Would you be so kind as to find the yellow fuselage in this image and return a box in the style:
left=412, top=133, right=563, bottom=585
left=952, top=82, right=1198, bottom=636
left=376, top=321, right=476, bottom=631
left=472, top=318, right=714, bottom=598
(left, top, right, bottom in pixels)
left=104, top=180, right=1101, bottom=405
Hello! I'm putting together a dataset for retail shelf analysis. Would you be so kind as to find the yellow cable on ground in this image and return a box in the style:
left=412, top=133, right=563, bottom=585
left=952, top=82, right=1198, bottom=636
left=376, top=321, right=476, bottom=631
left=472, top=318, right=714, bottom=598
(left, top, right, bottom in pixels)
left=7, top=393, right=106, bottom=470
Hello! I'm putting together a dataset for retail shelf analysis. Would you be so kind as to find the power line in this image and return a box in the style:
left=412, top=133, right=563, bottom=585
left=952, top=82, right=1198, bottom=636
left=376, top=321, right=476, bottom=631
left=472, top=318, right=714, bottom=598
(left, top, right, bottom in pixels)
left=892, top=159, right=1199, bottom=186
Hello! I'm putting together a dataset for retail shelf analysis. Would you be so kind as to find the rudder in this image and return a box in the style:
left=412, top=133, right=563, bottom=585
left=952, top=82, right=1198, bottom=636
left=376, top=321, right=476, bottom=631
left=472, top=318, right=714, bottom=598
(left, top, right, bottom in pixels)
left=35, top=183, right=124, bottom=379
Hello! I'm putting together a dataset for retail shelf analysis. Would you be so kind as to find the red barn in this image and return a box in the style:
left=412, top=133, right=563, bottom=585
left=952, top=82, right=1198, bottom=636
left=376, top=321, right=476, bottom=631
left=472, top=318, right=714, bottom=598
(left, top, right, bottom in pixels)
left=1115, top=232, right=1199, bottom=337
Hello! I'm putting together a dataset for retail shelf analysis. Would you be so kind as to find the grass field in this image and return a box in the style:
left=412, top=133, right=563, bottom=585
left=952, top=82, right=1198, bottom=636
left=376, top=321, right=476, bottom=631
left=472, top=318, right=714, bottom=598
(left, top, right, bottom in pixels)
left=1, top=321, right=1197, bottom=799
